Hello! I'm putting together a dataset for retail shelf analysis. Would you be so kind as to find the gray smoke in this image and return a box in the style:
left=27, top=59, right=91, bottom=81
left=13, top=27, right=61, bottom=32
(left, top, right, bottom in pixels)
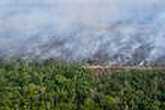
left=0, top=0, right=165, bottom=65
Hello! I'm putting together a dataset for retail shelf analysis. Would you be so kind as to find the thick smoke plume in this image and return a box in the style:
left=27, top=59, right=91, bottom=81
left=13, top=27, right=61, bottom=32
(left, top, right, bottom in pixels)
left=0, top=0, right=165, bottom=65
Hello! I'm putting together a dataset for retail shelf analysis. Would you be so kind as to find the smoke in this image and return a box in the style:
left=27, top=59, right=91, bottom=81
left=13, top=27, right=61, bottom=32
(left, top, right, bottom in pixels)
left=0, top=0, right=165, bottom=65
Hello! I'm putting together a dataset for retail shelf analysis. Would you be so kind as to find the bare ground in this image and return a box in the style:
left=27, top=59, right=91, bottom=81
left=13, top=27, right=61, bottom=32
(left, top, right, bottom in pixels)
left=84, top=65, right=165, bottom=73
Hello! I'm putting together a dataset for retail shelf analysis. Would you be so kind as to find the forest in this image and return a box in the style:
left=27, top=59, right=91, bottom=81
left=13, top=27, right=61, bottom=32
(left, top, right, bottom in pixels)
left=0, top=59, right=165, bottom=110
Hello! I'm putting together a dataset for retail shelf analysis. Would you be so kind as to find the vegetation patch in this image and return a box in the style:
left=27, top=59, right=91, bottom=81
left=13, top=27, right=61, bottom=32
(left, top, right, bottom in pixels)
left=0, top=59, right=165, bottom=110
